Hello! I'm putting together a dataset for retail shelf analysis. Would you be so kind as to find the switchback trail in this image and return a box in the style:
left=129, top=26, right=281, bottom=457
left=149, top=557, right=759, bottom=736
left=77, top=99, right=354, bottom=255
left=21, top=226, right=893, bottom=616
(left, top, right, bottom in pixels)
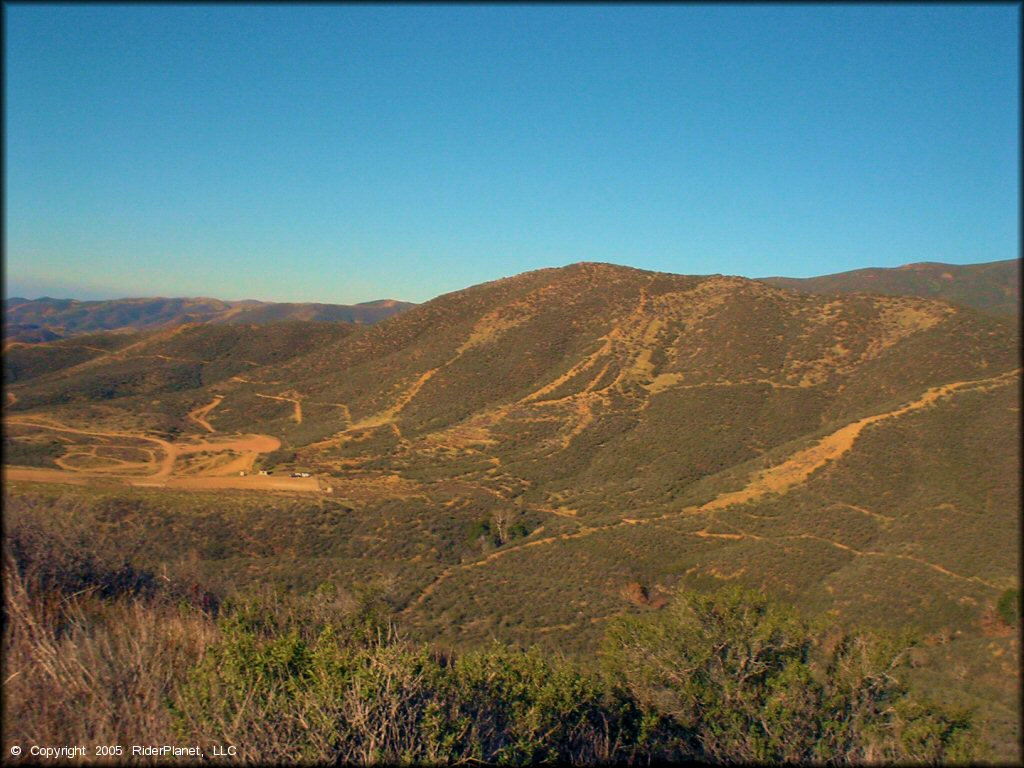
left=188, top=395, right=224, bottom=433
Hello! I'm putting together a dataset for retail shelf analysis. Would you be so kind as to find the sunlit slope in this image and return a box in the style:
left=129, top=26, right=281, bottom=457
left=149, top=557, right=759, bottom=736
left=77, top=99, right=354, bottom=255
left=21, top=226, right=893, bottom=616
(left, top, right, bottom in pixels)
left=247, top=263, right=1015, bottom=502
left=8, top=262, right=1016, bottom=497
left=761, top=258, right=1019, bottom=315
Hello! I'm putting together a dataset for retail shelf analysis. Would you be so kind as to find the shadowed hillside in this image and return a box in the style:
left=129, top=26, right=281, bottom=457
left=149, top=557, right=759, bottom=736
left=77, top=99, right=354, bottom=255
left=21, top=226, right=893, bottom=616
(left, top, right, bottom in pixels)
left=760, top=259, right=1019, bottom=315
left=3, top=296, right=415, bottom=342
left=4, top=261, right=1020, bottom=759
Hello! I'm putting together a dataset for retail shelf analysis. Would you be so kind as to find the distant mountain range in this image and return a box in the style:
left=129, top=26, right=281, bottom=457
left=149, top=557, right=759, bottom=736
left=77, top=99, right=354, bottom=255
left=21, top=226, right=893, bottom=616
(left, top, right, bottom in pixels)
left=3, top=296, right=415, bottom=343
left=5, top=259, right=1016, bottom=345
left=760, top=258, right=1018, bottom=315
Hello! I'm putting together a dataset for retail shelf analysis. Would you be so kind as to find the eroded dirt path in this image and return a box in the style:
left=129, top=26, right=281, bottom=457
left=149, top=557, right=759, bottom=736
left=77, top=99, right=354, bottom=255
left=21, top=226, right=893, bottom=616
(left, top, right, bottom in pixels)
left=405, top=367, right=1020, bottom=610
left=188, top=395, right=224, bottom=433
left=255, top=392, right=303, bottom=423
left=782, top=533, right=998, bottom=588
left=700, top=366, right=1021, bottom=511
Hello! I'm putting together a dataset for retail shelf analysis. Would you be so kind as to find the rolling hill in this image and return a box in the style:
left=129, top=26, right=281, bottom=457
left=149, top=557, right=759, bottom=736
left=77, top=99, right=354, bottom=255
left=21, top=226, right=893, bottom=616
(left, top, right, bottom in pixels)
left=3, top=261, right=1020, bottom=758
left=760, top=258, right=1019, bottom=315
left=3, top=296, right=415, bottom=342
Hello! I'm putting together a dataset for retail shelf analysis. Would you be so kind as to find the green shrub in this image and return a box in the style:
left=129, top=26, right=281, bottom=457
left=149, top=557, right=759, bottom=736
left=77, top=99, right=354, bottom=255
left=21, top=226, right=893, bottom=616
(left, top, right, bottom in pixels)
left=430, top=642, right=652, bottom=765
left=602, top=585, right=978, bottom=764
left=997, top=587, right=1020, bottom=627
left=171, top=589, right=650, bottom=764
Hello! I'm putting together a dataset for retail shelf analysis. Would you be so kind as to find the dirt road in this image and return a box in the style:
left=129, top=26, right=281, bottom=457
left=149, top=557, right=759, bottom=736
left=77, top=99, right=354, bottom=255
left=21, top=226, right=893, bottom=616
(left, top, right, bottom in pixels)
left=4, top=418, right=320, bottom=493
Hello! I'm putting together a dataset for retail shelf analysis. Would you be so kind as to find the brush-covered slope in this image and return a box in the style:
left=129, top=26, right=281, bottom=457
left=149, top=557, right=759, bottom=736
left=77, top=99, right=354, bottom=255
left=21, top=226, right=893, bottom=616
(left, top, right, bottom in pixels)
left=761, top=258, right=1019, bottom=315
left=5, top=261, right=1019, bottom=756
left=4, top=322, right=358, bottom=435
left=3, top=296, right=414, bottom=342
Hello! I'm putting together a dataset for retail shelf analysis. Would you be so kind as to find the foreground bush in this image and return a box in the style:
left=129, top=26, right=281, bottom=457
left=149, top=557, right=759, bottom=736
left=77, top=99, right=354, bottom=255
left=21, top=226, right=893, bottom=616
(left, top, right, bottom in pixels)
left=170, top=586, right=651, bottom=764
left=602, top=585, right=978, bottom=764
left=4, top=515, right=979, bottom=766
left=171, top=584, right=977, bottom=765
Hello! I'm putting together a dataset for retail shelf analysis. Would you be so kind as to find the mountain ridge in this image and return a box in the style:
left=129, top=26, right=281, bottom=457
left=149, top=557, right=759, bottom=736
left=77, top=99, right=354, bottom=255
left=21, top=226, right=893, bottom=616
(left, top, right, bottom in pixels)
left=759, top=258, right=1018, bottom=315
left=7, top=257, right=1015, bottom=344
left=3, top=295, right=415, bottom=343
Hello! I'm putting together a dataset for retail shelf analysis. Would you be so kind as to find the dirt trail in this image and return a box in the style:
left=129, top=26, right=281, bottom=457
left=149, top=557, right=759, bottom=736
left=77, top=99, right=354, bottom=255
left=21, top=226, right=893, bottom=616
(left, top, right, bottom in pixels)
left=522, top=284, right=652, bottom=404
left=3, top=417, right=316, bottom=491
left=532, top=614, right=621, bottom=635
left=255, top=393, right=303, bottom=423
left=521, top=338, right=615, bottom=403
left=5, top=419, right=177, bottom=476
left=188, top=395, right=224, bottom=433
left=782, top=533, right=997, bottom=588
left=162, top=474, right=318, bottom=491
left=560, top=398, right=595, bottom=448
left=55, top=325, right=190, bottom=376
left=405, top=367, right=1019, bottom=611
left=834, top=502, right=894, bottom=524
left=699, top=367, right=1022, bottom=511
left=324, top=341, right=479, bottom=438
left=386, top=370, right=436, bottom=418
left=134, top=353, right=210, bottom=364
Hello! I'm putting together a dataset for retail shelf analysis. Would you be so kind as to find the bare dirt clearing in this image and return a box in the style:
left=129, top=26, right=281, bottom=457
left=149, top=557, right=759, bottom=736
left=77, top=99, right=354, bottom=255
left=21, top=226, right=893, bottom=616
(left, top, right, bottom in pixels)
left=3, top=417, right=320, bottom=493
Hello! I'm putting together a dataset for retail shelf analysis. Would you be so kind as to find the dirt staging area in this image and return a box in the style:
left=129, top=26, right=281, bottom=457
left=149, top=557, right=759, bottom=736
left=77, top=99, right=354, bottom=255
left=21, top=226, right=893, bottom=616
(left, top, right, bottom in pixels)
left=4, top=418, right=321, bottom=493
left=162, top=474, right=319, bottom=491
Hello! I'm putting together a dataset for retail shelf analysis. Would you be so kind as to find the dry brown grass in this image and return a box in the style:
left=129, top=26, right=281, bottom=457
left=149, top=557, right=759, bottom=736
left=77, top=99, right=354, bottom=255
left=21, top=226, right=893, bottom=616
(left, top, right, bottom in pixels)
left=2, top=557, right=217, bottom=761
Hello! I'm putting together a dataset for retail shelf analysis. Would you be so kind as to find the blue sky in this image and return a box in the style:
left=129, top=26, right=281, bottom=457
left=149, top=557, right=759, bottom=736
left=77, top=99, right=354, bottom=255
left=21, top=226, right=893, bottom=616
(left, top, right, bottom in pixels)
left=5, top=4, right=1019, bottom=303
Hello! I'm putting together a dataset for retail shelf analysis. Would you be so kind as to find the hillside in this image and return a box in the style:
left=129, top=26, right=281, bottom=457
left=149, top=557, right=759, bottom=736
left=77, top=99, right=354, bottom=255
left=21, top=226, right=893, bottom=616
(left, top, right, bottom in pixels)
left=3, top=296, right=414, bottom=342
left=3, top=261, right=1020, bottom=758
left=760, top=258, right=1019, bottom=315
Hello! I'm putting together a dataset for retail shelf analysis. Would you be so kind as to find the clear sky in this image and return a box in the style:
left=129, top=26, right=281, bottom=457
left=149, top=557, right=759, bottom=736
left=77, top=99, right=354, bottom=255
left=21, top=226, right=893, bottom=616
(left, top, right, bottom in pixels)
left=4, top=4, right=1019, bottom=303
